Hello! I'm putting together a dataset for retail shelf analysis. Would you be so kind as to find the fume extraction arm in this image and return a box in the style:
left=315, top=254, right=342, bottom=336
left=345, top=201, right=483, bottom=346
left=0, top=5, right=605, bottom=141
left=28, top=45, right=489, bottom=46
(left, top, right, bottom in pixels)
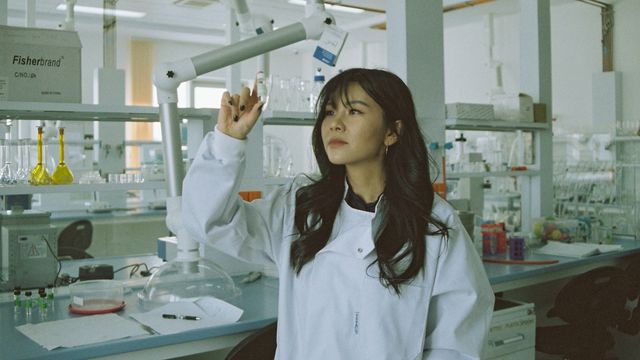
left=139, top=0, right=339, bottom=307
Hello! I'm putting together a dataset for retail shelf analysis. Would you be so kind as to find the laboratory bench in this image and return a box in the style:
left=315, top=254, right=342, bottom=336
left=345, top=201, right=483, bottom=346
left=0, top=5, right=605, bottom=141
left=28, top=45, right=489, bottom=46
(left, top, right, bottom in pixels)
left=485, top=237, right=640, bottom=292
left=2, top=239, right=640, bottom=360
left=1, top=255, right=278, bottom=360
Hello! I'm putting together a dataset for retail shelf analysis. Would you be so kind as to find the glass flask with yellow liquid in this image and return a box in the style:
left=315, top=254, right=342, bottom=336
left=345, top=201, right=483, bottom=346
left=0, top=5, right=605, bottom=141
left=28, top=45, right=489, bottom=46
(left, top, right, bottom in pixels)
left=51, top=127, right=74, bottom=185
left=29, top=126, right=51, bottom=185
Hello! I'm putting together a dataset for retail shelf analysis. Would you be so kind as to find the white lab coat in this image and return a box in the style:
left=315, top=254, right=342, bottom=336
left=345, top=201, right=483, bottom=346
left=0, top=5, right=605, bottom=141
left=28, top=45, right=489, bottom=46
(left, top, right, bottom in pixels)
left=182, top=129, right=495, bottom=360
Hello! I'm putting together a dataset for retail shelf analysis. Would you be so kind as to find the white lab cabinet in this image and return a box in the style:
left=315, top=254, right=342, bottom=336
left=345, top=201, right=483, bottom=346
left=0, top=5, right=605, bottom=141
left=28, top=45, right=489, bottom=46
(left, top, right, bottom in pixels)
left=483, top=298, right=536, bottom=360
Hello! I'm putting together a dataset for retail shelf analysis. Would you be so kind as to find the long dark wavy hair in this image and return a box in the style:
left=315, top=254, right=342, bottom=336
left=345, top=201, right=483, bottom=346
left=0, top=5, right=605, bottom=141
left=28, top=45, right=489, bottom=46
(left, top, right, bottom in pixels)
left=290, top=68, right=448, bottom=294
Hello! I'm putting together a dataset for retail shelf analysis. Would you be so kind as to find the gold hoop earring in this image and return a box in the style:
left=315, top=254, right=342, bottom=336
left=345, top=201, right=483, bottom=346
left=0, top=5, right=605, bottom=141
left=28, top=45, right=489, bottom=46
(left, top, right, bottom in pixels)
left=385, top=146, right=388, bottom=156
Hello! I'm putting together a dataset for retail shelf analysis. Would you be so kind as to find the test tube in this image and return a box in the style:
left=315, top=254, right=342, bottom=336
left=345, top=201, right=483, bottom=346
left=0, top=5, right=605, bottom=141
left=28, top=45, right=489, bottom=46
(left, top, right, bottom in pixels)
left=256, top=71, right=268, bottom=104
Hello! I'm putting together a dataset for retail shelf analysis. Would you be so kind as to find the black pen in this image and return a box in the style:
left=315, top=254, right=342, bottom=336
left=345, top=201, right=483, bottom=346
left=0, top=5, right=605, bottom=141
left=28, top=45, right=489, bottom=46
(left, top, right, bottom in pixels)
left=162, top=313, right=201, bottom=321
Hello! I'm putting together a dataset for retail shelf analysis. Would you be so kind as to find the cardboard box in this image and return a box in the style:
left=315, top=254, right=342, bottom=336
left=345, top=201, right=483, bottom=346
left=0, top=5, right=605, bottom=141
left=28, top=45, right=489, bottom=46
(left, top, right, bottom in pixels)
left=533, top=103, right=547, bottom=123
left=0, top=25, right=82, bottom=103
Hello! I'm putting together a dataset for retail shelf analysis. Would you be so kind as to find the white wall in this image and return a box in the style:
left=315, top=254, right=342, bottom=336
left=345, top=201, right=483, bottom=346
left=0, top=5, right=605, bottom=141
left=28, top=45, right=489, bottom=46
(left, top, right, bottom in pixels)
left=550, top=2, right=601, bottom=134
left=614, top=0, right=640, bottom=127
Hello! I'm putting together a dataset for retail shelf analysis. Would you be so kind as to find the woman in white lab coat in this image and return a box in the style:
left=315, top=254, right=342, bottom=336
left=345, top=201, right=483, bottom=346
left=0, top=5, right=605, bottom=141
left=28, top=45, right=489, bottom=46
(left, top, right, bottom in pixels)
left=182, top=68, right=494, bottom=359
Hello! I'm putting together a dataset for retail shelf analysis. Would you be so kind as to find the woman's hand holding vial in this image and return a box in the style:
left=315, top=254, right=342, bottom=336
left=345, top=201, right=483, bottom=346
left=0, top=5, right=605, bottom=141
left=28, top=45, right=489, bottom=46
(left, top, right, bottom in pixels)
left=217, top=75, right=264, bottom=140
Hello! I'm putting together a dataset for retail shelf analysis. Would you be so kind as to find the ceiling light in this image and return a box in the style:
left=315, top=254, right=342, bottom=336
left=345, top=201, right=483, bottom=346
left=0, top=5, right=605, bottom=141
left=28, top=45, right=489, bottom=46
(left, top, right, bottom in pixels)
left=56, top=4, right=146, bottom=18
left=173, top=0, right=220, bottom=8
left=287, top=0, right=365, bottom=14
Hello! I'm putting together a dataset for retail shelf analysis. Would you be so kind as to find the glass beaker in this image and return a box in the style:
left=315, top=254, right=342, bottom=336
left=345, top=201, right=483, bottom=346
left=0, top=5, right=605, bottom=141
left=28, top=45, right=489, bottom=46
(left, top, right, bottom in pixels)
left=51, top=128, right=74, bottom=185
left=30, top=126, right=51, bottom=185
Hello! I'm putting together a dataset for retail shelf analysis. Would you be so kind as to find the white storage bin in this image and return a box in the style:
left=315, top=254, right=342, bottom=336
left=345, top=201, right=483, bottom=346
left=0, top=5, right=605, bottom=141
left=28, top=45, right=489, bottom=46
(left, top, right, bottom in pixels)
left=446, top=102, right=495, bottom=120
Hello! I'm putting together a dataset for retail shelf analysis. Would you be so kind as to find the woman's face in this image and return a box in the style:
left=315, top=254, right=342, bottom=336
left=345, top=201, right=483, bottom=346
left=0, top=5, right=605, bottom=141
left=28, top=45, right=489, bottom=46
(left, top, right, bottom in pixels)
left=321, top=82, right=395, bottom=169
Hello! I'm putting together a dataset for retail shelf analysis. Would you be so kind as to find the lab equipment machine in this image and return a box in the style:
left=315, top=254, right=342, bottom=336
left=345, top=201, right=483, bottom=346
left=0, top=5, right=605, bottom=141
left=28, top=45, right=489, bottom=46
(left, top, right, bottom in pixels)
left=0, top=210, right=57, bottom=291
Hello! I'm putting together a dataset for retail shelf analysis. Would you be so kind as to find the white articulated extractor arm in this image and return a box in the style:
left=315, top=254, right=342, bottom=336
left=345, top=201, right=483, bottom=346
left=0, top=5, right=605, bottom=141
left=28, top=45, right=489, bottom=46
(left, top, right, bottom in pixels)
left=153, top=1, right=334, bottom=263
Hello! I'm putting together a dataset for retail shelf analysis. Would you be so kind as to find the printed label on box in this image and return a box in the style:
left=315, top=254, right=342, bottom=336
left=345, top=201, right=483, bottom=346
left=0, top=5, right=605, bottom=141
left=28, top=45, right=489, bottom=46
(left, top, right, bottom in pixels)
left=313, top=25, right=348, bottom=66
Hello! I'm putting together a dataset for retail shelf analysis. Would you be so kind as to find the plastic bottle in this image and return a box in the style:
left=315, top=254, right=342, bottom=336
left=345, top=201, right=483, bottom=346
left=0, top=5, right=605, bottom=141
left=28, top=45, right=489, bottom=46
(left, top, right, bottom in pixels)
left=309, top=67, right=325, bottom=113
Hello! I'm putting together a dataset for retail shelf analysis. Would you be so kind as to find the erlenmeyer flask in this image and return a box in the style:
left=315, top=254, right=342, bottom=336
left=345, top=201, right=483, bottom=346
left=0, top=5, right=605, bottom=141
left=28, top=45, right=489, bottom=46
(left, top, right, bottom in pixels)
left=51, top=127, right=74, bottom=185
left=30, top=126, right=51, bottom=185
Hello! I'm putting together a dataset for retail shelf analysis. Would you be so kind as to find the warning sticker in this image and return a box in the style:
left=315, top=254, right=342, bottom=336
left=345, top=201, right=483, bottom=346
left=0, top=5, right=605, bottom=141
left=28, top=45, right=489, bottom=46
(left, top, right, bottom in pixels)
left=19, top=234, right=49, bottom=259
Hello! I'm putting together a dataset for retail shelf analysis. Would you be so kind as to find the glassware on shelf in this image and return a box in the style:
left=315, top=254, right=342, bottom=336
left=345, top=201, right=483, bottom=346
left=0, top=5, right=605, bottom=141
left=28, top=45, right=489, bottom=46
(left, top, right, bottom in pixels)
left=15, top=139, right=31, bottom=184
left=263, top=135, right=294, bottom=178
left=279, top=77, right=292, bottom=111
left=51, top=127, right=74, bottom=185
left=78, top=170, right=105, bottom=184
left=0, top=120, right=17, bottom=185
left=267, top=74, right=283, bottom=111
left=0, top=139, right=16, bottom=185
left=30, top=126, right=51, bottom=185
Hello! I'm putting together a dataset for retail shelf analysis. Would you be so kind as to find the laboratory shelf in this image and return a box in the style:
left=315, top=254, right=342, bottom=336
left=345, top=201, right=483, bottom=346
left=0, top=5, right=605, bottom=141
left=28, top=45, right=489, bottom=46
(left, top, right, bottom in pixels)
left=262, top=110, right=315, bottom=126
left=0, top=181, right=166, bottom=196
left=447, top=170, right=540, bottom=179
left=261, top=112, right=551, bottom=131
left=485, top=191, right=521, bottom=200
left=0, top=101, right=216, bottom=122
left=445, top=118, right=550, bottom=132
left=611, top=135, right=640, bottom=142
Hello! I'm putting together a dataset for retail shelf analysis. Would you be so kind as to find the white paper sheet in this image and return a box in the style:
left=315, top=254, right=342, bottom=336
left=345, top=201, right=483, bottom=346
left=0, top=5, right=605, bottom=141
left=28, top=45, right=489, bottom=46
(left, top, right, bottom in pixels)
left=16, top=313, right=149, bottom=350
left=129, top=297, right=243, bottom=335
left=535, top=241, right=623, bottom=258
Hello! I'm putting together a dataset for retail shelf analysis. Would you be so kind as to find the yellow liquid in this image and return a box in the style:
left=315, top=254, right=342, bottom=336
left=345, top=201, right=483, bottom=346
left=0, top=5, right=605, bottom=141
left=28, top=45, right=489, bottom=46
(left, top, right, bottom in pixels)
left=51, top=128, right=73, bottom=185
left=30, top=127, right=51, bottom=185
left=30, top=163, right=51, bottom=185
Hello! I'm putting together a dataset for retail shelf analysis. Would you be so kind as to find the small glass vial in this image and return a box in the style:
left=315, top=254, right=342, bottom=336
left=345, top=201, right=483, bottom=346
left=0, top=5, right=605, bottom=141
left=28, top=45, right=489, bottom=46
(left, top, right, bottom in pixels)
left=47, top=284, right=55, bottom=301
left=24, top=291, right=33, bottom=308
left=24, top=290, right=33, bottom=319
left=39, top=292, right=48, bottom=309
left=13, top=288, right=22, bottom=307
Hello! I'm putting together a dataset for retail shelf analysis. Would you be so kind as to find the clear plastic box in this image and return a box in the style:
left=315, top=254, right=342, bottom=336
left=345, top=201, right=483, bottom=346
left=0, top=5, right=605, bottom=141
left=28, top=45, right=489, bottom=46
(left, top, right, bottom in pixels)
left=532, top=217, right=590, bottom=243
